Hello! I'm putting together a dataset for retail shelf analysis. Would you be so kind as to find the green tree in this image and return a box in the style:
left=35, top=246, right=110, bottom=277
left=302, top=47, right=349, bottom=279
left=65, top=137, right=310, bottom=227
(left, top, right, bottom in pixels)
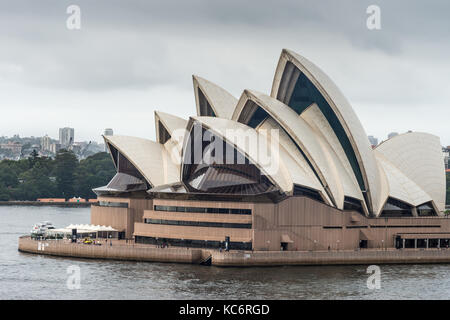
left=54, top=149, right=78, bottom=198
left=74, top=152, right=115, bottom=199
left=0, top=167, right=19, bottom=188
left=0, top=185, right=10, bottom=201
left=0, top=151, right=115, bottom=201
left=28, top=149, right=39, bottom=168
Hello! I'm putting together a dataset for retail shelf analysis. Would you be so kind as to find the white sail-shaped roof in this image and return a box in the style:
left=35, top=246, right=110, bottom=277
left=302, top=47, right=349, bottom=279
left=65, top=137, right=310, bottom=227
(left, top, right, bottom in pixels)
left=271, top=49, right=388, bottom=215
left=155, top=111, right=187, bottom=142
left=375, top=151, right=433, bottom=208
left=104, top=135, right=179, bottom=188
left=193, top=75, right=238, bottom=119
left=154, top=111, right=188, bottom=165
left=256, top=117, right=333, bottom=205
left=301, top=103, right=368, bottom=213
left=376, top=132, right=445, bottom=213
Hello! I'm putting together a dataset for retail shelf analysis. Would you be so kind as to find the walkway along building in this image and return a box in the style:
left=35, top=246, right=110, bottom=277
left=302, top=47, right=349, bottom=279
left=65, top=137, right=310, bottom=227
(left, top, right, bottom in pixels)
left=91, top=49, right=448, bottom=252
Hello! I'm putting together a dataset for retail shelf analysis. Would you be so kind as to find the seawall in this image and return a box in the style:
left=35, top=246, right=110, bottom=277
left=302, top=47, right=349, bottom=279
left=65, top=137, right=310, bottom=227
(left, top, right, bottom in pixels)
left=211, top=249, right=450, bottom=266
left=18, top=236, right=450, bottom=266
left=18, top=236, right=203, bottom=264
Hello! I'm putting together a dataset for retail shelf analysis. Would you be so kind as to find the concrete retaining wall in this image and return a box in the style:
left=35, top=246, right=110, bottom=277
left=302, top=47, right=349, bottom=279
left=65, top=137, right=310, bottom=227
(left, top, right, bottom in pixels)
left=18, top=236, right=203, bottom=264
left=211, top=249, right=450, bottom=266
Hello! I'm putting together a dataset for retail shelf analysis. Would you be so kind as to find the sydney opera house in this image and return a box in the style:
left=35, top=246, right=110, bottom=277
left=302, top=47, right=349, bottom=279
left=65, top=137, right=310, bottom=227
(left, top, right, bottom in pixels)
left=91, top=49, right=447, bottom=252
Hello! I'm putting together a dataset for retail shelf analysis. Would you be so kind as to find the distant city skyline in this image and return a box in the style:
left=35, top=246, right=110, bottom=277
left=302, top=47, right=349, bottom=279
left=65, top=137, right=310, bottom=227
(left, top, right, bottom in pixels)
left=0, top=129, right=106, bottom=144
left=1, top=128, right=449, bottom=148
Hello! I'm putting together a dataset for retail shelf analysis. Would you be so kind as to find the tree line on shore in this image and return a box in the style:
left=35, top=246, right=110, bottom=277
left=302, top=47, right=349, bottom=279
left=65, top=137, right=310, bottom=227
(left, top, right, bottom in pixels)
left=0, top=150, right=115, bottom=201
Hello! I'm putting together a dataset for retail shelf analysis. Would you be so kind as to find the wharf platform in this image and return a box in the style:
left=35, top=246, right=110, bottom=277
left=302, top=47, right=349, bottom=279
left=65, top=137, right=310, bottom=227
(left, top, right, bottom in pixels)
left=18, top=236, right=450, bottom=266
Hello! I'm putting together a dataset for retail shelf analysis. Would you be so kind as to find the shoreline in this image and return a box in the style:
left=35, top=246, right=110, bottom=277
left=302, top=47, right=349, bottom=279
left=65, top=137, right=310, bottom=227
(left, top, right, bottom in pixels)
left=18, top=236, right=450, bottom=267
left=0, top=201, right=91, bottom=207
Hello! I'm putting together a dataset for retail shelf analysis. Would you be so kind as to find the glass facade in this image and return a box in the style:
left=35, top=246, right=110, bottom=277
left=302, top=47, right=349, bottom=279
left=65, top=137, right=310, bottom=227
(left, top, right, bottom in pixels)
left=182, top=123, right=278, bottom=195
left=380, top=198, right=413, bottom=217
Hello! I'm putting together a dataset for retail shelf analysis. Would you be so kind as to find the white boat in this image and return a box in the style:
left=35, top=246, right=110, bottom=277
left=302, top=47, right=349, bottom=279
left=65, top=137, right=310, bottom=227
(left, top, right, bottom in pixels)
left=43, top=221, right=55, bottom=229
left=30, top=221, right=55, bottom=236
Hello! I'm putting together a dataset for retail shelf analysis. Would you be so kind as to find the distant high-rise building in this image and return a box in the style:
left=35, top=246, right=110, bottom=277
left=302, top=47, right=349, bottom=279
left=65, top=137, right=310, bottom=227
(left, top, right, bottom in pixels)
left=103, top=128, right=113, bottom=152
left=443, top=147, right=449, bottom=170
left=388, top=132, right=399, bottom=140
left=40, top=135, right=52, bottom=152
left=368, top=135, right=378, bottom=147
left=59, top=127, right=74, bottom=147
left=50, top=143, right=62, bottom=154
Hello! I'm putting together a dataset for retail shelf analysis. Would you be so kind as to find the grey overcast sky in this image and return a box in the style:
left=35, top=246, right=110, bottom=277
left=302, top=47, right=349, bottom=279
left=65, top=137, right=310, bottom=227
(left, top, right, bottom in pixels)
left=0, top=0, right=449, bottom=145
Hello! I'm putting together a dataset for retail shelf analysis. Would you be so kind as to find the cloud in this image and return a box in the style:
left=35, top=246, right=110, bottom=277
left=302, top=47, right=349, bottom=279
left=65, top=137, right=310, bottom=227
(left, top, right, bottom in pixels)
left=0, top=0, right=449, bottom=145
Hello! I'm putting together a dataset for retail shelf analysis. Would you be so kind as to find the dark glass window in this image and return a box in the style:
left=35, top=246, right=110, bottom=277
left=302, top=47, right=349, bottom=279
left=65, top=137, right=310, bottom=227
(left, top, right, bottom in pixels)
left=343, top=196, right=364, bottom=215
left=108, top=143, right=119, bottom=168
left=417, top=202, right=438, bottom=217
left=247, top=105, right=270, bottom=129
left=380, top=198, right=413, bottom=217
left=144, top=218, right=252, bottom=229
left=135, top=236, right=252, bottom=250
left=154, top=205, right=251, bottom=215
left=158, top=121, right=171, bottom=144
left=198, top=88, right=216, bottom=117
left=293, top=184, right=324, bottom=203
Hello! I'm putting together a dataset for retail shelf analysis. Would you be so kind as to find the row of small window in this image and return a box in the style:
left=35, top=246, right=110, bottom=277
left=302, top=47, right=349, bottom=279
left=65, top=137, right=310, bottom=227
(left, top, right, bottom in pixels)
left=153, top=205, right=251, bottom=215
left=135, top=236, right=252, bottom=250
left=145, top=218, right=252, bottom=229
left=98, top=201, right=128, bottom=208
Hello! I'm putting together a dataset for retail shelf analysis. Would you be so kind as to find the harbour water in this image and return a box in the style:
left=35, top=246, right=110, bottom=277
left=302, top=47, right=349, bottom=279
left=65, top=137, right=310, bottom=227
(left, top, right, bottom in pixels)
left=2, top=206, right=450, bottom=300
